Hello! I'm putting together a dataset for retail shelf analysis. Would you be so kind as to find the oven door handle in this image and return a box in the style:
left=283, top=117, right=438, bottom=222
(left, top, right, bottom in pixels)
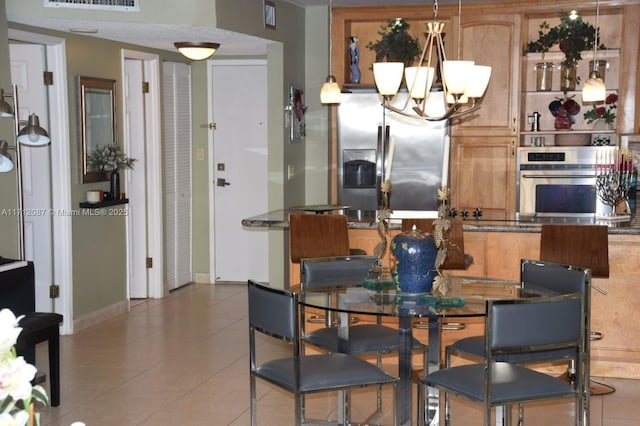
left=521, top=174, right=596, bottom=179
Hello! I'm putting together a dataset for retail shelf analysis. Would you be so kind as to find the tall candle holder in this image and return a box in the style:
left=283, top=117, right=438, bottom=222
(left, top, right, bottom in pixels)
left=595, top=148, right=634, bottom=220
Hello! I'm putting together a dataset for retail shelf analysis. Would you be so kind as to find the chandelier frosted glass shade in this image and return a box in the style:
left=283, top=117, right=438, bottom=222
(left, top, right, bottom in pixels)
left=16, top=113, right=50, bottom=146
left=466, top=65, right=492, bottom=98
left=320, top=76, right=342, bottom=104
left=373, top=62, right=404, bottom=97
left=442, top=60, right=475, bottom=95
left=174, top=42, right=220, bottom=61
left=404, top=66, right=435, bottom=101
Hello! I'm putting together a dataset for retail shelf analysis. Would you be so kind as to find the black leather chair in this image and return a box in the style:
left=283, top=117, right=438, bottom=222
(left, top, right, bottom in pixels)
left=0, top=259, right=63, bottom=407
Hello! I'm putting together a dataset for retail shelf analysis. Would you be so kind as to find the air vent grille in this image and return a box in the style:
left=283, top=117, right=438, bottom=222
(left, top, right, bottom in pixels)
left=44, top=0, right=139, bottom=12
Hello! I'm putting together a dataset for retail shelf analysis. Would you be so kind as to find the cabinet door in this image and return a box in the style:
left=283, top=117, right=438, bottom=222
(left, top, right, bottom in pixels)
left=451, top=136, right=517, bottom=214
left=451, top=14, right=520, bottom=136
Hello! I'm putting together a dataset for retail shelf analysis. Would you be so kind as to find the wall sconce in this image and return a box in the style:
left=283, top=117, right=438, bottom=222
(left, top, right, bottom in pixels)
left=0, top=89, right=13, bottom=117
left=0, top=85, right=50, bottom=260
left=174, top=42, right=220, bottom=61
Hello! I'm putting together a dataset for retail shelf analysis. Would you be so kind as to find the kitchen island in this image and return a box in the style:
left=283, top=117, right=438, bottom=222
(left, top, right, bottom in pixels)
left=243, top=209, right=640, bottom=379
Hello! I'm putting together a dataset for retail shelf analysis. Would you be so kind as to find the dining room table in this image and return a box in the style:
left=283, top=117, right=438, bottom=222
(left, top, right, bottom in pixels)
left=298, top=274, right=531, bottom=426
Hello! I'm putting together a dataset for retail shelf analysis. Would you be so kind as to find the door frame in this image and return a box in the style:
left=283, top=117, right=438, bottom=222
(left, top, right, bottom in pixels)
left=8, top=29, right=73, bottom=334
left=120, top=49, right=164, bottom=299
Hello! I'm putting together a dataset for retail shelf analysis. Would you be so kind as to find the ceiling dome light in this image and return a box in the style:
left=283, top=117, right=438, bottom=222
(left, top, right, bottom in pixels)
left=174, top=42, right=220, bottom=61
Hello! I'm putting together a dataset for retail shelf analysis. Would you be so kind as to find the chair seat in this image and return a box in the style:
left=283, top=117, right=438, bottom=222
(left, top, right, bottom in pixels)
left=257, top=353, right=397, bottom=393
left=424, top=362, right=576, bottom=405
left=305, top=323, right=425, bottom=354
left=450, top=335, right=576, bottom=364
left=15, top=313, right=63, bottom=348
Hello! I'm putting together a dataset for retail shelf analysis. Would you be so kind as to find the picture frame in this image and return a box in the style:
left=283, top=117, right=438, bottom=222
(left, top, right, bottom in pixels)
left=264, top=0, right=276, bottom=30
left=285, top=85, right=306, bottom=144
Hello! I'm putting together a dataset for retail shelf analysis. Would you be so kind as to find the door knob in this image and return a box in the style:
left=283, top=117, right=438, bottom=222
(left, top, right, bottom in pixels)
left=216, top=178, right=231, bottom=187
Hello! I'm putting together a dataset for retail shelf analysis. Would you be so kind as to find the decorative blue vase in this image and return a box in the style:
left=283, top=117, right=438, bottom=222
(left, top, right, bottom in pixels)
left=391, top=226, right=438, bottom=293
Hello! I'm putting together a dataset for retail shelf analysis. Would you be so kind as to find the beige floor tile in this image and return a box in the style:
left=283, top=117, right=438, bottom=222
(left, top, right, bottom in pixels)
left=32, top=283, right=640, bottom=425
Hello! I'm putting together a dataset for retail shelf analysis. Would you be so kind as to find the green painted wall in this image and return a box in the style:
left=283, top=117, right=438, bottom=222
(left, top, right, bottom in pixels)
left=0, top=0, right=20, bottom=260
left=2, top=0, right=328, bottom=308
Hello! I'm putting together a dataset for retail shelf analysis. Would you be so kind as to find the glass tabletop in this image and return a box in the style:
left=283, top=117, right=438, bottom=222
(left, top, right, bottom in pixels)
left=299, top=275, right=522, bottom=318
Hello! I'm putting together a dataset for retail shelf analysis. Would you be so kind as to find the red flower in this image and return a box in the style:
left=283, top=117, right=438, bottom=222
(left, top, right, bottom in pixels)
left=605, top=93, right=618, bottom=105
left=595, top=107, right=606, bottom=117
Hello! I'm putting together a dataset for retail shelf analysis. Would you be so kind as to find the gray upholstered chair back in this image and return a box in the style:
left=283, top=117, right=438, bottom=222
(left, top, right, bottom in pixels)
left=488, top=294, right=584, bottom=355
left=521, top=259, right=590, bottom=297
left=300, top=255, right=380, bottom=291
left=248, top=280, right=297, bottom=342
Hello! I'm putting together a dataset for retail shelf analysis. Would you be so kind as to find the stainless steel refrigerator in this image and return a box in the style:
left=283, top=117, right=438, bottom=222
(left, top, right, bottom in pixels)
left=337, top=86, right=449, bottom=215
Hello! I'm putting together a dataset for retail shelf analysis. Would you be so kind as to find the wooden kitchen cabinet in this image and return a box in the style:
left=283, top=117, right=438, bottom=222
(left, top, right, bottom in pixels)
left=448, top=14, right=521, bottom=214
left=450, top=136, right=517, bottom=214
left=450, top=14, right=521, bottom=136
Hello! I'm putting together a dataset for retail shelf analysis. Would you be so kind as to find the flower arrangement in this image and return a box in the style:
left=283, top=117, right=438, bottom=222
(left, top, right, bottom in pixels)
left=525, top=11, right=604, bottom=69
left=366, top=18, right=421, bottom=65
left=0, top=309, right=48, bottom=426
left=87, top=144, right=136, bottom=172
left=583, top=93, right=618, bottom=124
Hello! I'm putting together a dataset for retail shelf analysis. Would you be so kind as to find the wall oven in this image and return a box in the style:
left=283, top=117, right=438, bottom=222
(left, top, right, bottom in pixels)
left=517, top=146, right=615, bottom=218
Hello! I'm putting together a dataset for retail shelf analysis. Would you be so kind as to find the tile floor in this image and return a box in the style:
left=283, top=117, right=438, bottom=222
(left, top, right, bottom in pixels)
left=34, top=283, right=640, bottom=425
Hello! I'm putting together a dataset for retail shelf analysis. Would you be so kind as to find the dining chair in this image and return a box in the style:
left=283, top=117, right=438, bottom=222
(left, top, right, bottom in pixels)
left=420, top=293, right=585, bottom=426
left=247, top=279, right=397, bottom=426
left=443, top=259, right=591, bottom=425
left=300, top=255, right=427, bottom=418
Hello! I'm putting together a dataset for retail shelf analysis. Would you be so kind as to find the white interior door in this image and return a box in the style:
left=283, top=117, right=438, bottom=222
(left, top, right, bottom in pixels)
left=124, top=59, right=148, bottom=298
left=10, top=43, right=53, bottom=312
left=210, top=60, right=268, bottom=282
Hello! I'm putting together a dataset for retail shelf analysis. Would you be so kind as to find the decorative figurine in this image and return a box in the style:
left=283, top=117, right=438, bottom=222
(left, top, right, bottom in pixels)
left=348, top=36, right=361, bottom=84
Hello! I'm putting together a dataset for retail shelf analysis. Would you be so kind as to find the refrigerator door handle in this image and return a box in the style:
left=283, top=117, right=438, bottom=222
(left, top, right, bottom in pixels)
left=376, top=125, right=383, bottom=208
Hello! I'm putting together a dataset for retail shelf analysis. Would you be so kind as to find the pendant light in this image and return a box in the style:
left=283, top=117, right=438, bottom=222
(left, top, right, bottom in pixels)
left=372, top=0, right=491, bottom=121
left=582, top=0, right=606, bottom=103
left=320, top=0, right=341, bottom=104
left=174, top=42, right=220, bottom=61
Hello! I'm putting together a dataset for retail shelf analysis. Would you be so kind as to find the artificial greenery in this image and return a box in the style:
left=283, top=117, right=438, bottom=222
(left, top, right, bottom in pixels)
left=525, top=11, right=605, bottom=68
left=366, top=18, right=421, bottom=65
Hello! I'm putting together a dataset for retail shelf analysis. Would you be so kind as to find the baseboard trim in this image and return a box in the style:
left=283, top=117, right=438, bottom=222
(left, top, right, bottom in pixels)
left=73, top=301, right=129, bottom=333
left=195, top=273, right=211, bottom=283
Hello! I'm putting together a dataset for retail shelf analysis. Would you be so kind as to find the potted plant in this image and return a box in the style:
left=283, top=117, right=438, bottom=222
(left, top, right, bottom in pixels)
left=366, top=18, right=421, bottom=66
left=87, top=144, right=136, bottom=200
left=526, top=11, right=604, bottom=91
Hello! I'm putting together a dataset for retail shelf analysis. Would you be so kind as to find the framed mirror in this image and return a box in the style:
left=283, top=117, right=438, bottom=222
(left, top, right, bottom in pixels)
left=79, top=76, right=117, bottom=183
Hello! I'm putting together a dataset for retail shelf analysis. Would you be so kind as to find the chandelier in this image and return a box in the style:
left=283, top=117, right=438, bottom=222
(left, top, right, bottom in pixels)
left=372, top=0, right=491, bottom=121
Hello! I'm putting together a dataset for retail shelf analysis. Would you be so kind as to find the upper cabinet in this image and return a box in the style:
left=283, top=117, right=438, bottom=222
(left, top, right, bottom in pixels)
left=451, top=14, right=521, bottom=137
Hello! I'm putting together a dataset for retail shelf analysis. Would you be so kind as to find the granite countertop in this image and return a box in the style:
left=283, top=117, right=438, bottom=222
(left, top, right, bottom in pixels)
left=242, top=207, right=640, bottom=235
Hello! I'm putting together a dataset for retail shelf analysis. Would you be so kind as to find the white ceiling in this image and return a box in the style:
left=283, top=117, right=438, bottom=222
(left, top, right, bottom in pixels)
left=6, top=0, right=491, bottom=56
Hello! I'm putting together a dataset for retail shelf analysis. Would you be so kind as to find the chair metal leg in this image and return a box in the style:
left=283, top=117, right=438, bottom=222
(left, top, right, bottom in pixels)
left=250, top=374, right=257, bottom=426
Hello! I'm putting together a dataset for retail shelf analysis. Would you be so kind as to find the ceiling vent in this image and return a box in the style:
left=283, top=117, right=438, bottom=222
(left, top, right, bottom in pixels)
left=44, top=0, right=139, bottom=12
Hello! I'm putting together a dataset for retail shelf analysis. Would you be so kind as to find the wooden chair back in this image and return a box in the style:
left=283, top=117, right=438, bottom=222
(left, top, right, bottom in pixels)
left=289, top=214, right=351, bottom=263
left=539, top=224, right=609, bottom=278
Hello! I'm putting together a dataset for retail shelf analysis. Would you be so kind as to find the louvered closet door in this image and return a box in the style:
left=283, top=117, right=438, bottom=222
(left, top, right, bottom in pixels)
left=163, top=62, right=192, bottom=290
